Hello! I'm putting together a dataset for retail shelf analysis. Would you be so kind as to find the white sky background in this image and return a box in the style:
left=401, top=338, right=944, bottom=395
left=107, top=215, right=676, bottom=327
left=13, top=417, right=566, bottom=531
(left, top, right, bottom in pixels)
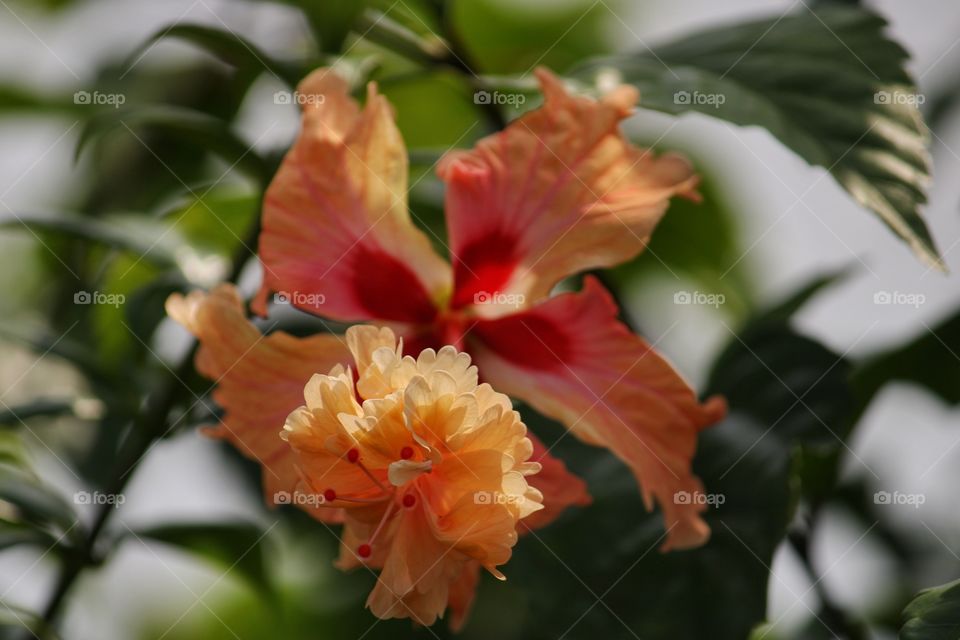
left=0, top=0, right=959, bottom=638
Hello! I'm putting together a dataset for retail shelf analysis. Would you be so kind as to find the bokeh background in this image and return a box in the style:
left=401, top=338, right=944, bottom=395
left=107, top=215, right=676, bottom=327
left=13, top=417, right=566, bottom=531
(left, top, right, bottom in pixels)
left=1, top=0, right=959, bottom=638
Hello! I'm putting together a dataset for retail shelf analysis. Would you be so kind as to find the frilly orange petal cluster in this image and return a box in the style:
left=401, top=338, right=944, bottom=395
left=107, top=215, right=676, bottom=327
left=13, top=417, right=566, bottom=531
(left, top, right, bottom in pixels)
left=283, top=325, right=542, bottom=625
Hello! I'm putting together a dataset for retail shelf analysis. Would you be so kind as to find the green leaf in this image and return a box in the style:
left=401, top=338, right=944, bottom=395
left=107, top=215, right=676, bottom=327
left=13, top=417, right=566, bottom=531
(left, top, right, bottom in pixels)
left=0, top=211, right=177, bottom=269
left=0, top=463, right=78, bottom=539
left=0, top=601, right=59, bottom=638
left=451, top=0, right=610, bottom=74
left=708, top=324, right=854, bottom=448
left=757, top=268, right=854, bottom=325
left=572, top=6, right=941, bottom=269
left=854, top=307, right=960, bottom=409
left=901, top=578, right=960, bottom=640
left=131, top=24, right=305, bottom=87
left=129, top=522, right=271, bottom=591
left=0, top=399, right=76, bottom=427
left=608, top=175, right=756, bottom=320
left=76, top=106, right=269, bottom=185
left=706, top=272, right=858, bottom=505
left=0, top=323, right=111, bottom=388
left=0, top=521, right=58, bottom=552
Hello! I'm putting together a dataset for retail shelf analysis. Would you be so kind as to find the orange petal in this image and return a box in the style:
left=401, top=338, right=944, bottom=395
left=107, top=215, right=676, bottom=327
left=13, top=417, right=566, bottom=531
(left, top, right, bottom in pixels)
left=365, top=501, right=455, bottom=625
left=166, top=284, right=351, bottom=521
left=447, top=560, right=480, bottom=632
left=521, top=432, right=591, bottom=531
left=469, top=276, right=725, bottom=551
left=437, top=67, right=698, bottom=315
left=255, top=67, right=451, bottom=323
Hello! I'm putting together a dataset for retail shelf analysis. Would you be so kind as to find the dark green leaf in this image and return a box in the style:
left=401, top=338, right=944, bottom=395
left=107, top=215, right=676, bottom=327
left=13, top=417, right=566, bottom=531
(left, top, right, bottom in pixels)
left=0, top=399, right=76, bottom=427
left=854, top=308, right=960, bottom=409
left=573, top=6, right=941, bottom=269
left=758, top=268, right=854, bottom=325
left=131, top=24, right=305, bottom=87
left=0, top=323, right=111, bottom=388
left=708, top=323, right=854, bottom=448
left=0, top=601, right=59, bottom=639
left=901, top=578, right=960, bottom=640
left=129, top=522, right=271, bottom=591
left=76, top=106, right=269, bottom=185
left=0, top=521, right=58, bottom=552
left=0, top=464, right=78, bottom=538
left=0, top=211, right=177, bottom=269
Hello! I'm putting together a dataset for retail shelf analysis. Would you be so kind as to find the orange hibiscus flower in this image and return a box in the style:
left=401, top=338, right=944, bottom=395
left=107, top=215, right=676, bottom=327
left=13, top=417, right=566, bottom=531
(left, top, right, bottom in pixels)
left=166, top=64, right=725, bottom=628
left=283, top=324, right=542, bottom=625
left=252, top=65, right=724, bottom=548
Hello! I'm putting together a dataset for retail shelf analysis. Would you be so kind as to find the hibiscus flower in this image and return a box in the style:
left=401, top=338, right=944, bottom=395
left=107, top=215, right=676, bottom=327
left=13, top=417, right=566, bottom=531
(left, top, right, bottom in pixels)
left=166, top=64, right=725, bottom=628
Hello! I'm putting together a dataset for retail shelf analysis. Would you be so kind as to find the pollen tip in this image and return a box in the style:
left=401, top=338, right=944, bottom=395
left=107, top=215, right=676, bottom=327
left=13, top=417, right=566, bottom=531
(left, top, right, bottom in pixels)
left=357, top=543, right=372, bottom=559
left=400, top=446, right=414, bottom=460
left=402, top=494, right=416, bottom=508
left=323, top=489, right=337, bottom=502
left=347, top=448, right=360, bottom=463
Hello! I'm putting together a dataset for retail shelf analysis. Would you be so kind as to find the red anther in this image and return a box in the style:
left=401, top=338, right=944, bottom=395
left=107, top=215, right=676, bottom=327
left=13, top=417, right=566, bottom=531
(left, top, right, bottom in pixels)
left=402, top=494, right=416, bottom=508
left=400, top=446, right=414, bottom=460
left=347, top=448, right=360, bottom=463
left=323, top=489, right=337, bottom=502
left=357, top=543, right=372, bottom=559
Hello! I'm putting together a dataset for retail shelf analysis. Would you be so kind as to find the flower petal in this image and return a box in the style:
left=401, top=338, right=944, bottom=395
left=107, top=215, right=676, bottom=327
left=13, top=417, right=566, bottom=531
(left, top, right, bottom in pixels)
left=521, top=432, right=591, bottom=531
left=254, top=68, right=451, bottom=323
left=437, top=67, right=698, bottom=315
left=468, top=276, right=725, bottom=550
left=447, top=560, right=480, bottom=632
left=166, top=285, right=351, bottom=520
